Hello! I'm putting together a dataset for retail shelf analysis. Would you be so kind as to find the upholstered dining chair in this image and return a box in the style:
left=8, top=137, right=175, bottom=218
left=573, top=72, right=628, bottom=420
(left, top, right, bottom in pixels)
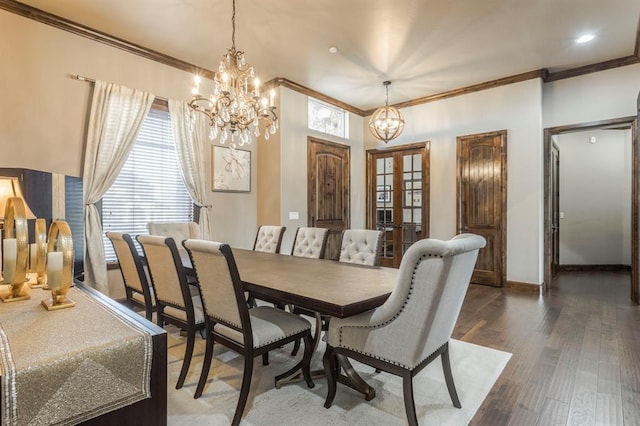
left=147, top=221, right=201, bottom=242
left=323, top=233, right=486, bottom=426
left=290, top=227, right=329, bottom=259
left=182, top=239, right=315, bottom=426
left=338, top=229, right=384, bottom=266
left=137, top=234, right=205, bottom=389
left=106, top=232, right=155, bottom=321
left=252, top=225, right=286, bottom=254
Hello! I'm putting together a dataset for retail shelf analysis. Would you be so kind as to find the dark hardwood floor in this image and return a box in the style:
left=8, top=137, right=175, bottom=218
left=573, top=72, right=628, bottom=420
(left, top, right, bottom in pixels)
left=457, top=271, right=640, bottom=426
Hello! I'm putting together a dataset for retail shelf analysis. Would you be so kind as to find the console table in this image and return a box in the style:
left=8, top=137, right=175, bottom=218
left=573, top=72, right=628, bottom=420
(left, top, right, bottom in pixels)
left=0, top=281, right=167, bottom=426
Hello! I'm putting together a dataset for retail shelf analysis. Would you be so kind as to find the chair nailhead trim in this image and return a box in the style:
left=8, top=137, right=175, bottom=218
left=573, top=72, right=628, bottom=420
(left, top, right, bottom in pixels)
left=338, top=254, right=442, bottom=369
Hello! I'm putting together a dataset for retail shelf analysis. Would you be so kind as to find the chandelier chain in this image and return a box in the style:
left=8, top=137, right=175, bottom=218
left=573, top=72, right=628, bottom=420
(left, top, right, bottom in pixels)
left=231, top=0, right=236, bottom=50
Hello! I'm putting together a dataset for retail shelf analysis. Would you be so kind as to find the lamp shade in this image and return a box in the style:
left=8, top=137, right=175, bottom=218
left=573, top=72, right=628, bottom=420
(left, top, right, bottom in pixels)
left=0, top=177, right=36, bottom=220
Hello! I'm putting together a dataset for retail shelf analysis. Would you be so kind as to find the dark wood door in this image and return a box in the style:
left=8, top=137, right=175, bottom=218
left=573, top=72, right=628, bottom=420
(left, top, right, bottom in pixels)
left=308, top=137, right=350, bottom=260
left=457, top=130, right=507, bottom=287
left=366, top=143, right=429, bottom=268
left=551, top=141, right=560, bottom=278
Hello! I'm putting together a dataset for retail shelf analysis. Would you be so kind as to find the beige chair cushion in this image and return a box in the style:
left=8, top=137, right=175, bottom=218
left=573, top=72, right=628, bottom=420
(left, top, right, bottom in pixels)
left=339, top=229, right=383, bottom=266
left=148, top=222, right=201, bottom=244
left=214, top=306, right=311, bottom=348
left=291, top=227, right=328, bottom=258
left=253, top=225, right=285, bottom=253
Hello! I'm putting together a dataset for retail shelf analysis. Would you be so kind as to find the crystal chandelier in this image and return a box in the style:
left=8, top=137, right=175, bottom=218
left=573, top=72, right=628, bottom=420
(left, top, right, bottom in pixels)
left=187, top=0, right=278, bottom=146
left=369, top=81, right=405, bottom=143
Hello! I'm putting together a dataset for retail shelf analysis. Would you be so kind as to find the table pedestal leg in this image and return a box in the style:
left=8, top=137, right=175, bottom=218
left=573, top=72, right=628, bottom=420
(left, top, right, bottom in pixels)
left=275, top=313, right=377, bottom=401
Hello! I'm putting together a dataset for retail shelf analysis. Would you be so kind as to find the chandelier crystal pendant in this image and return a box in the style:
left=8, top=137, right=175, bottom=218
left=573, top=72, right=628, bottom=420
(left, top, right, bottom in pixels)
left=187, top=0, right=278, bottom=146
left=368, top=81, right=405, bottom=143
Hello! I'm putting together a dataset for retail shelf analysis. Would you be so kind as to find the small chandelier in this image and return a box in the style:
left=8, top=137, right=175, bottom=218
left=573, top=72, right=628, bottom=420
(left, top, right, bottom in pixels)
left=187, top=0, right=278, bottom=146
left=369, top=81, right=405, bottom=143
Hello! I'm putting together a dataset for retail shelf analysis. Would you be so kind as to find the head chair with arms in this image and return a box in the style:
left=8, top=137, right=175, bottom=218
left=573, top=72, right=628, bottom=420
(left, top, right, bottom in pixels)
left=323, top=233, right=486, bottom=426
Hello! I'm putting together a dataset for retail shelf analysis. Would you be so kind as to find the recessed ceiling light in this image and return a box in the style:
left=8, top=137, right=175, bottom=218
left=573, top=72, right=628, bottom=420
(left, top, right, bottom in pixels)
left=576, top=34, right=595, bottom=43
left=328, top=46, right=339, bottom=54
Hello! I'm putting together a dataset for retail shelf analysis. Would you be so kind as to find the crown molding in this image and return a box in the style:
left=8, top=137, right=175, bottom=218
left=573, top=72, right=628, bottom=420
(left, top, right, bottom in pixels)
left=2, top=0, right=639, bottom=117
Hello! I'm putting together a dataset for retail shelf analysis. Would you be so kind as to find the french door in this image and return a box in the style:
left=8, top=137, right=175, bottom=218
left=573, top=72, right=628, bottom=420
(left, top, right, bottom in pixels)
left=366, top=142, right=429, bottom=268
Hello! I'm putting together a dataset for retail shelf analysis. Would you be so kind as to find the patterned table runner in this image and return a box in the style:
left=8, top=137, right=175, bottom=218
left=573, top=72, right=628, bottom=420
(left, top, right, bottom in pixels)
left=0, top=286, right=153, bottom=426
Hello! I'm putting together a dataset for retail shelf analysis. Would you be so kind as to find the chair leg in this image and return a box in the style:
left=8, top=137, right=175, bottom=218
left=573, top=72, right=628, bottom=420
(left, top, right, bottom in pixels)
left=323, top=345, right=338, bottom=408
left=232, top=354, right=254, bottom=426
left=177, top=327, right=196, bottom=389
left=402, top=371, right=418, bottom=426
left=194, top=335, right=214, bottom=399
left=441, top=343, right=461, bottom=408
left=301, top=332, right=315, bottom=389
left=291, top=338, right=301, bottom=356
left=262, top=353, right=269, bottom=366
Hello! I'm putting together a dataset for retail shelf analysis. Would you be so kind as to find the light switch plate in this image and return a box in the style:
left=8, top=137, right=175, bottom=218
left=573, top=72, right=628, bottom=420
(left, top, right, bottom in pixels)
left=289, top=211, right=299, bottom=220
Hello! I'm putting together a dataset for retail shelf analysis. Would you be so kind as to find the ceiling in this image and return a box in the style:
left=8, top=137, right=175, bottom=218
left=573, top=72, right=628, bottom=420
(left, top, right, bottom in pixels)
left=12, top=0, right=640, bottom=111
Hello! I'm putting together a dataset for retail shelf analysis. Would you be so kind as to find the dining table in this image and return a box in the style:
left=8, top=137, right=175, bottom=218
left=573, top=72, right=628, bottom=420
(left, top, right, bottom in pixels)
left=181, top=247, right=398, bottom=400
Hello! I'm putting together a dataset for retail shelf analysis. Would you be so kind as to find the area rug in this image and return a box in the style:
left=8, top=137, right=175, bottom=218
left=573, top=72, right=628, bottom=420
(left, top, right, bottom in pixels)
left=166, top=327, right=511, bottom=425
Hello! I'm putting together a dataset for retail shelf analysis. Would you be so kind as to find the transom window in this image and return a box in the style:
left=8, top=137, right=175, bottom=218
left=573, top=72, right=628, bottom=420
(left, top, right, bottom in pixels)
left=101, top=103, right=193, bottom=262
left=308, top=97, right=349, bottom=139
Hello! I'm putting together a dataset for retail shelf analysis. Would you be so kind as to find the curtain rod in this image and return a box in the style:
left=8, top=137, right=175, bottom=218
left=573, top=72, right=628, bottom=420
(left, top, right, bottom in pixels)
left=70, top=74, right=169, bottom=102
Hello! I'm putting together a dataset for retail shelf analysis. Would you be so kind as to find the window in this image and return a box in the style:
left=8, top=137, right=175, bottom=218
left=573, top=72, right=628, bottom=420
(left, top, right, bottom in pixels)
left=101, top=103, right=193, bottom=262
left=308, top=97, right=349, bottom=139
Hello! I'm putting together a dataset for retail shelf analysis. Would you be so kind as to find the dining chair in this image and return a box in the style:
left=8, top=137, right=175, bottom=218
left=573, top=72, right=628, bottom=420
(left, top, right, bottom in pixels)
left=252, top=225, right=286, bottom=254
left=290, top=227, right=329, bottom=259
left=338, top=229, right=384, bottom=266
left=137, top=234, right=205, bottom=389
left=147, top=221, right=201, bottom=242
left=106, top=232, right=155, bottom=321
left=323, top=233, right=486, bottom=426
left=183, top=239, right=315, bottom=426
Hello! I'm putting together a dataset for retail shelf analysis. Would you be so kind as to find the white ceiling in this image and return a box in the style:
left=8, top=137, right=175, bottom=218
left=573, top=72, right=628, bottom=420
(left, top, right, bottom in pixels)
left=15, top=0, right=640, bottom=111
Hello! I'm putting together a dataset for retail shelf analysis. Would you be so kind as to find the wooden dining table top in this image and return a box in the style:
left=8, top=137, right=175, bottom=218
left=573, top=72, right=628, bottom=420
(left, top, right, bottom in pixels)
left=182, top=247, right=397, bottom=318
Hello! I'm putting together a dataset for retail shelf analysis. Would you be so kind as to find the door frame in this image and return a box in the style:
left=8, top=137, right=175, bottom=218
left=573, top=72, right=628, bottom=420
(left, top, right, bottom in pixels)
left=456, top=129, right=508, bottom=287
left=543, top=116, right=638, bottom=302
left=365, top=141, right=430, bottom=267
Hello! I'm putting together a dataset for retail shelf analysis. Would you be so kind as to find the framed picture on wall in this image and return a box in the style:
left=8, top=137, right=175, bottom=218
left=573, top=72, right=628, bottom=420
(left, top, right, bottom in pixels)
left=211, top=145, right=251, bottom=192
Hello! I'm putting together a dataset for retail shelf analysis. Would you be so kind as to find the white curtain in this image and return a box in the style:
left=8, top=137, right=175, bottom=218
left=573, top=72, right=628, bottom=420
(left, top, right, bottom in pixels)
left=169, top=100, right=213, bottom=240
left=83, top=80, right=154, bottom=294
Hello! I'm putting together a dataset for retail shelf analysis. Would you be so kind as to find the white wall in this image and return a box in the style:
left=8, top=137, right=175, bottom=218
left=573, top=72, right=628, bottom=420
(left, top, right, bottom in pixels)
left=543, top=64, right=640, bottom=127
left=0, top=10, right=255, bottom=249
left=278, top=87, right=365, bottom=253
left=557, top=129, right=631, bottom=265
left=364, top=79, right=544, bottom=285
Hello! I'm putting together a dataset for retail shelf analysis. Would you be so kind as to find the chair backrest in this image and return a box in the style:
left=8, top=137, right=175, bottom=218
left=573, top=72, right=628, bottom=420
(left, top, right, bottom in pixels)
left=183, top=239, right=249, bottom=336
left=147, top=222, right=201, bottom=244
left=253, top=225, right=286, bottom=254
left=342, top=233, right=485, bottom=368
left=137, top=234, right=193, bottom=312
left=338, top=229, right=383, bottom=266
left=106, top=232, right=149, bottom=296
left=291, top=227, right=329, bottom=259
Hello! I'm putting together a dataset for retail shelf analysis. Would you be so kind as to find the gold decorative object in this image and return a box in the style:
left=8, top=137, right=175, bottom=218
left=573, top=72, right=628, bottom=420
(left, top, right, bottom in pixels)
left=369, top=81, right=405, bottom=143
left=28, top=218, right=47, bottom=288
left=1, top=197, right=30, bottom=302
left=41, top=220, right=75, bottom=311
left=187, top=0, right=278, bottom=146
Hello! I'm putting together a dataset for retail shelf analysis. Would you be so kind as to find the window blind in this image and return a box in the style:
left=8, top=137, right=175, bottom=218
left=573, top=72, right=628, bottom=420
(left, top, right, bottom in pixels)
left=102, top=106, right=193, bottom=262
